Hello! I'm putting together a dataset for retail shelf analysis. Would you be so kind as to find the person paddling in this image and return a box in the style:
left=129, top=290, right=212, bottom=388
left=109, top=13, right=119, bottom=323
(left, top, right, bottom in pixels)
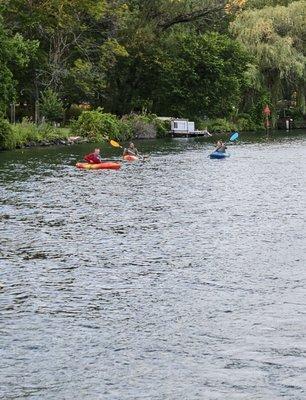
left=84, top=148, right=102, bottom=164
left=215, top=140, right=227, bottom=153
left=123, top=142, right=139, bottom=158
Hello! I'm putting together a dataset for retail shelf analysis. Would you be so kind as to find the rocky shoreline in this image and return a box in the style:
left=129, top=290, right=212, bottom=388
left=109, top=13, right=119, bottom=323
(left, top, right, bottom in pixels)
left=13, top=136, right=89, bottom=150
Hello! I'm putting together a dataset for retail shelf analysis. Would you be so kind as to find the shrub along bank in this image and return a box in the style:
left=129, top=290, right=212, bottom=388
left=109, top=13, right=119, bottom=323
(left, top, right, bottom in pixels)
left=0, top=110, right=170, bottom=150
left=0, top=108, right=263, bottom=151
left=0, top=118, right=71, bottom=150
left=71, top=109, right=169, bottom=141
left=197, top=116, right=262, bottom=133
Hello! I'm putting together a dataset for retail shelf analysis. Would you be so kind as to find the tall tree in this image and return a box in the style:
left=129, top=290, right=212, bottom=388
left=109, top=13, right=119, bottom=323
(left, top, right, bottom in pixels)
left=0, top=15, right=37, bottom=112
left=107, top=30, right=249, bottom=119
left=231, top=0, right=306, bottom=116
left=2, top=0, right=128, bottom=106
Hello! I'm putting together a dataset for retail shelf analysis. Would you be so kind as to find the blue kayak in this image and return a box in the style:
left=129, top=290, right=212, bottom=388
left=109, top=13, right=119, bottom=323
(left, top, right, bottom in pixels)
left=209, top=151, right=230, bottom=159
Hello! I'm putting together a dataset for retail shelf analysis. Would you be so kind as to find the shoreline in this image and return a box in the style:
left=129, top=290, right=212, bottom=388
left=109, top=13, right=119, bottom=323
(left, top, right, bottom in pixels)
left=1, top=129, right=305, bottom=152
left=0, top=136, right=89, bottom=151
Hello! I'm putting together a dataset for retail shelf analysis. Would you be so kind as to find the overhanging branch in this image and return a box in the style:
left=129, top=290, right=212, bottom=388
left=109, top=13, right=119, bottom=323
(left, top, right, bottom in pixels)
left=158, top=4, right=226, bottom=31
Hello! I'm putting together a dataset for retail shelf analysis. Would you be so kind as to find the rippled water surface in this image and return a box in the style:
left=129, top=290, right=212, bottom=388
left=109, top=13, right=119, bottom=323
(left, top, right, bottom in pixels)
left=1, top=133, right=306, bottom=399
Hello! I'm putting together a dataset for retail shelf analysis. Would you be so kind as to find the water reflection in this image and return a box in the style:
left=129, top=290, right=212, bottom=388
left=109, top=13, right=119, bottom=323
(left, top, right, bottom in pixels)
left=0, top=131, right=306, bottom=399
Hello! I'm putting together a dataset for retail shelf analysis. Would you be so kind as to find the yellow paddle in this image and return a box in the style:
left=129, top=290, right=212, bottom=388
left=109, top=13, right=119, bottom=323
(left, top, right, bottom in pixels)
left=109, top=139, right=122, bottom=148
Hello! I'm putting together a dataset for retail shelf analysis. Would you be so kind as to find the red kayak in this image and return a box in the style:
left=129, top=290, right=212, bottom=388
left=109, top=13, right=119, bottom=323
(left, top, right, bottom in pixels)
left=76, top=162, right=121, bottom=170
left=123, top=155, right=139, bottom=161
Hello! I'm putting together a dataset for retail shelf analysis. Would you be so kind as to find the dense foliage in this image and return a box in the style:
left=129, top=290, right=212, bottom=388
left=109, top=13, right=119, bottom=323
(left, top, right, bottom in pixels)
left=71, top=109, right=169, bottom=142
left=40, top=89, right=64, bottom=122
left=0, top=15, right=38, bottom=112
left=0, top=0, right=305, bottom=136
left=0, top=118, right=70, bottom=150
left=0, top=115, right=13, bottom=149
left=71, top=109, right=126, bottom=141
left=231, top=0, right=306, bottom=121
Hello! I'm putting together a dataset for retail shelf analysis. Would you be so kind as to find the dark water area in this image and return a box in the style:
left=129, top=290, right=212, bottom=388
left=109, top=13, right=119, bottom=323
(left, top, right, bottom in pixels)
left=0, top=131, right=306, bottom=399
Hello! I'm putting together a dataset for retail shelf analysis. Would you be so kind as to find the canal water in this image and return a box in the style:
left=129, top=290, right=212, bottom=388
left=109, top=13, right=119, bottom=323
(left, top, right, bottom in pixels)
left=0, top=131, right=306, bottom=399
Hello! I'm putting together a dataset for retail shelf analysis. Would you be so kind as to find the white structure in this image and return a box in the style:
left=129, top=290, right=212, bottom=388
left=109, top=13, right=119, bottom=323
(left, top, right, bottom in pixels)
left=157, top=117, right=211, bottom=137
left=171, top=119, right=195, bottom=134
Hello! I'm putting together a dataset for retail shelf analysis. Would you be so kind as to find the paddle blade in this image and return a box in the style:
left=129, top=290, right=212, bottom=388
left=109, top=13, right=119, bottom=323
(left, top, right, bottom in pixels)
left=110, top=139, right=122, bottom=148
left=229, top=132, right=239, bottom=141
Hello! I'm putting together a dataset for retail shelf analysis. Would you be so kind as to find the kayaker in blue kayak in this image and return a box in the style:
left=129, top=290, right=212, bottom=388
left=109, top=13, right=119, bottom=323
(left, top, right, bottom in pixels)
left=215, top=140, right=227, bottom=153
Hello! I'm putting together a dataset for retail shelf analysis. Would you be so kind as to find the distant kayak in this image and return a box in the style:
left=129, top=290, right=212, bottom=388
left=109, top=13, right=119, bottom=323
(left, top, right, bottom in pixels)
left=209, top=151, right=230, bottom=159
left=76, top=162, right=121, bottom=170
left=123, top=155, right=139, bottom=161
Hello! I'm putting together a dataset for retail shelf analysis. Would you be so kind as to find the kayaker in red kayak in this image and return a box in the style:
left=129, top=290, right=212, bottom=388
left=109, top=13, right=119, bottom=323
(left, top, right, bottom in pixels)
left=123, top=142, right=139, bottom=158
left=84, top=148, right=102, bottom=164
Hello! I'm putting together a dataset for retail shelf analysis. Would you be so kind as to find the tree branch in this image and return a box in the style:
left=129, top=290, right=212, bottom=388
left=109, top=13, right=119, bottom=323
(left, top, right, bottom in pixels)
left=158, top=4, right=226, bottom=31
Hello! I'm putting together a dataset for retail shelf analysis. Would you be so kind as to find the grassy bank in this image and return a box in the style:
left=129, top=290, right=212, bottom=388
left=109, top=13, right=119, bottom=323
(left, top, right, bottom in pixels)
left=0, top=111, right=170, bottom=150
left=0, top=119, right=74, bottom=150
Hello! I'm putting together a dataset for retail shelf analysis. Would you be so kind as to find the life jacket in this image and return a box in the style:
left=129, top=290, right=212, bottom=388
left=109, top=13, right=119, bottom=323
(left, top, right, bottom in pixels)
left=84, top=153, right=101, bottom=164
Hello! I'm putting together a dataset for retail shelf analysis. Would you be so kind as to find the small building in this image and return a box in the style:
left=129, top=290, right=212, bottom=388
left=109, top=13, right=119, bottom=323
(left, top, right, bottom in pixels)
left=171, top=119, right=195, bottom=135
left=169, top=118, right=211, bottom=137
left=156, top=117, right=212, bottom=137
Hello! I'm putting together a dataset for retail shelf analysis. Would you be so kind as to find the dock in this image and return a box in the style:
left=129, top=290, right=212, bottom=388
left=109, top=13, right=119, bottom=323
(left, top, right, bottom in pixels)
left=171, top=130, right=212, bottom=138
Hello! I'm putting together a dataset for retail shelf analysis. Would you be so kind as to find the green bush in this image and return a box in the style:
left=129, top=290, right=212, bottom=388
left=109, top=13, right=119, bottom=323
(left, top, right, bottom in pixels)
left=36, top=122, right=68, bottom=140
left=202, top=115, right=261, bottom=133
left=71, top=110, right=171, bottom=141
left=154, top=119, right=170, bottom=138
left=71, top=108, right=124, bottom=140
left=235, top=114, right=261, bottom=132
left=205, top=118, right=233, bottom=133
left=195, top=119, right=208, bottom=130
left=280, top=108, right=304, bottom=120
left=0, top=116, right=13, bottom=149
left=13, top=119, right=41, bottom=144
left=0, top=119, right=70, bottom=150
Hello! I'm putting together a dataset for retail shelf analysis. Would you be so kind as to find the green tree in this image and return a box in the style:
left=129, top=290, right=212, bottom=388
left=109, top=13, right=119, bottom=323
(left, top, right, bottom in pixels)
left=2, top=0, right=305, bottom=125
left=40, top=89, right=64, bottom=122
left=0, top=115, right=13, bottom=149
left=0, top=15, right=37, bottom=112
left=231, top=0, right=306, bottom=118
left=2, top=0, right=129, bottom=106
left=108, top=30, right=249, bottom=119
left=125, top=0, right=246, bottom=32
left=157, top=31, right=250, bottom=119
